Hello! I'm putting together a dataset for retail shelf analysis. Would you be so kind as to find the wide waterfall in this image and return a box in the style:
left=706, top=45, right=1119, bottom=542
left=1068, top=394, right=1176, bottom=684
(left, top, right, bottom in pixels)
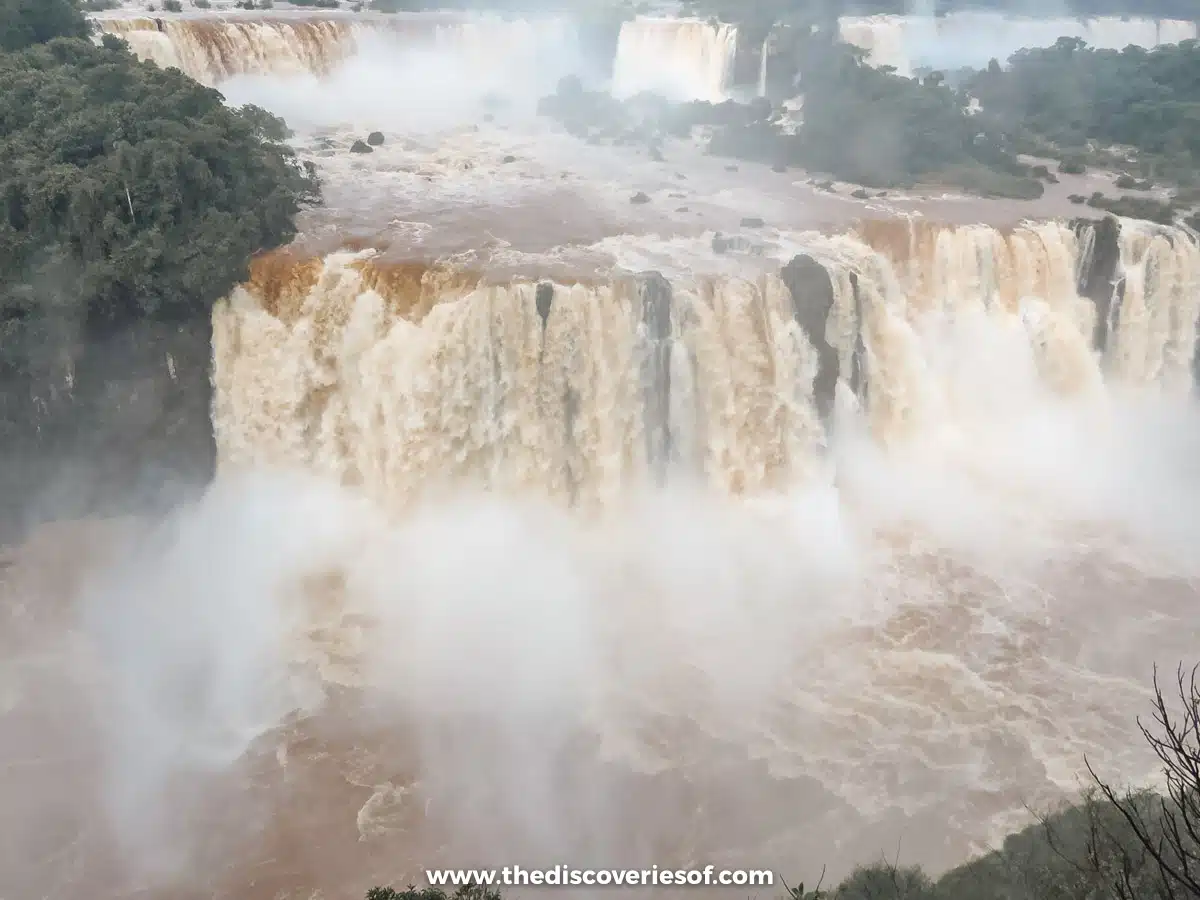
left=94, top=12, right=579, bottom=87
left=96, top=15, right=358, bottom=83
left=212, top=219, right=1200, bottom=509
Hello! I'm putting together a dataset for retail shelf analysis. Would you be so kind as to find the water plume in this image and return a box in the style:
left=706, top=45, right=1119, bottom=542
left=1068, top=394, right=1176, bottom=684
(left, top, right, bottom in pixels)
left=75, top=471, right=379, bottom=881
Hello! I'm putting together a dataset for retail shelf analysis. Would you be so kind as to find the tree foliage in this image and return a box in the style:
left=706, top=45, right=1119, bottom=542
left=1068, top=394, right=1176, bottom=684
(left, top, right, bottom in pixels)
left=0, top=0, right=88, bottom=52
left=966, top=38, right=1200, bottom=187
left=703, top=29, right=1042, bottom=197
left=0, top=15, right=319, bottom=380
left=668, top=1, right=1200, bottom=205
left=795, top=34, right=1033, bottom=192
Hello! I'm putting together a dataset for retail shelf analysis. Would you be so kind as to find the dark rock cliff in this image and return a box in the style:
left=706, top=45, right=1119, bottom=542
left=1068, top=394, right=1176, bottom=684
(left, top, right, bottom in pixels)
left=0, top=313, right=215, bottom=545
left=780, top=253, right=842, bottom=421
left=1071, top=214, right=1123, bottom=354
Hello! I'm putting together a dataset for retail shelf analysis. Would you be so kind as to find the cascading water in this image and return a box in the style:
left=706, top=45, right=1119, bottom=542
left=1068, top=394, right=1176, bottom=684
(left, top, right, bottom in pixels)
left=93, top=13, right=578, bottom=87
left=610, top=17, right=740, bottom=102
left=212, top=219, right=1200, bottom=507
left=95, top=16, right=358, bottom=84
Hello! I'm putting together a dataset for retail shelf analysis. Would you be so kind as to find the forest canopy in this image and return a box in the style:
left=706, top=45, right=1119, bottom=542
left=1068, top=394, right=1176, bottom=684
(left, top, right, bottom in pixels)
left=0, top=0, right=88, bottom=52
left=966, top=38, right=1200, bottom=185
left=0, top=0, right=319, bottom=372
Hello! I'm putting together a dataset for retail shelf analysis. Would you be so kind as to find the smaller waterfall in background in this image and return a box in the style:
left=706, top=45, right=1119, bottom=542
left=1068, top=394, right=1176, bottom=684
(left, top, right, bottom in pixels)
left=608, top=16, right=739, bottom=102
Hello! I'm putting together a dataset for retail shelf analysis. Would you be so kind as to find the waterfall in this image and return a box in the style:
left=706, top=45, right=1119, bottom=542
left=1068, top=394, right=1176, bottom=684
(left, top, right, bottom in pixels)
left=94, top=11, right=1200, bottom=93
left=94, top=16, right=358, bottom=84
left=211, top=219, right=1200, bottom=512
left=92, top=13, right=577, bottom=87
left=610, top=16, right=739, bottom=102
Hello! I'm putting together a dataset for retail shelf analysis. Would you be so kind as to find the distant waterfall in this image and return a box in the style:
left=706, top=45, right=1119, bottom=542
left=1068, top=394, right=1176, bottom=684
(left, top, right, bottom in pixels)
left=610, top=16, right=739, bottom=103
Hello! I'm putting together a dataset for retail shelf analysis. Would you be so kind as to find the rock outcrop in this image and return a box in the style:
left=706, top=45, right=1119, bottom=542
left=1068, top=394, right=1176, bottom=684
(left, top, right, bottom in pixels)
left=1072, top=214, right=1122, bottom=353
left=0, top=313, right=215, bottom=545
left=780, top=253, right=842, bottom=421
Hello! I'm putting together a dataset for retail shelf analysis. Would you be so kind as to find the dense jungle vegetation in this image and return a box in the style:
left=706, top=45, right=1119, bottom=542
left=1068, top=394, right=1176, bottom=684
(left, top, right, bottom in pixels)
left=0, top=0, right=318, bottom=376
left=740, top=27, right=1046, bottom=198
left=966, top=37, right=1200, bottom=223
left=793, top=31, right=1200, bottom=213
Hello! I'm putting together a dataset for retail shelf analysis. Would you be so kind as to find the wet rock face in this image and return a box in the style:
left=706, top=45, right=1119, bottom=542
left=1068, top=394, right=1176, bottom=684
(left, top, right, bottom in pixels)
left=780, top=254, right=840, bottom=421
left=0, top=314, right=216, bottom=545
left=366, top=131, right=384, bottom=147
left=1072, top=214, right=1123, bottom=353
left=535, top=282, right=554, bottom=328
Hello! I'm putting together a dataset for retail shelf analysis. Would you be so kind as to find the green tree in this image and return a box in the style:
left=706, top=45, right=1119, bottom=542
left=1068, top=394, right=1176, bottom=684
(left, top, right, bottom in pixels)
left=0, top=0, right=319, bottom=516
left=0, top=0, right=89, bottom=52
left=965, top=38, right=1200, bottom=193
left=0, top=33, right=319, bottom=361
